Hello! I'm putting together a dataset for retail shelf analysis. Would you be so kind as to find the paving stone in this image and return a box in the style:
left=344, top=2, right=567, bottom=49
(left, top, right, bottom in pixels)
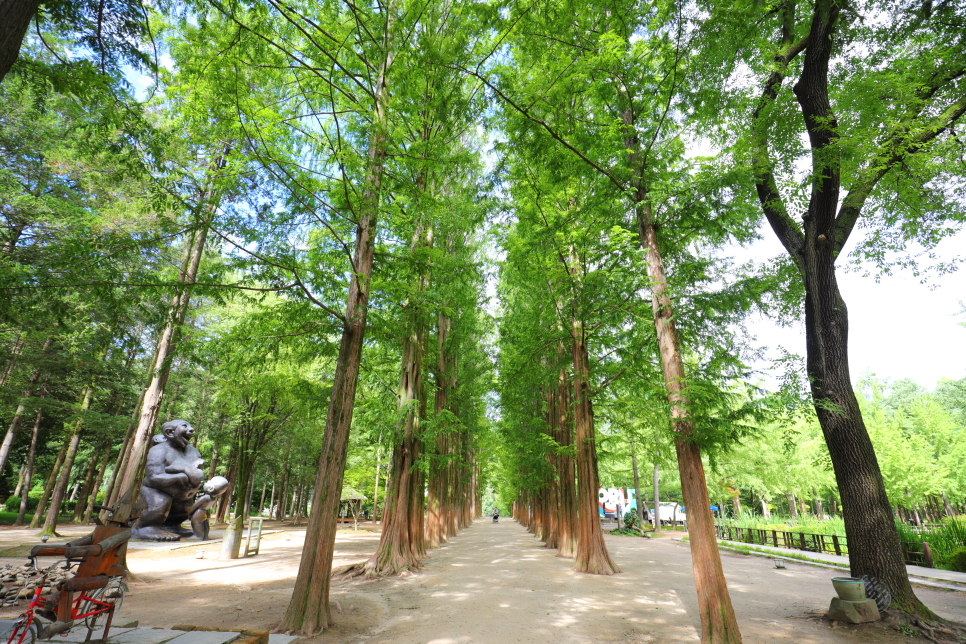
left=107, top=628, right=189, bottom=644
left=267, top=634, right=299, bottom=644
left=164, top=630, right=240, bottom=644
left=40, top=626, right=137, bottom=642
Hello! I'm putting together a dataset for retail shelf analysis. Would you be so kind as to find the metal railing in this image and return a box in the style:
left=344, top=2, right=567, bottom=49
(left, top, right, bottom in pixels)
left=714, top=524, right=933, bottom=568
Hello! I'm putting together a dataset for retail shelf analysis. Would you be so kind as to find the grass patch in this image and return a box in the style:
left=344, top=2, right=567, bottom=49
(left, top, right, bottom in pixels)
left=0, top=545, right=36, bottom=558
left=0, top=512, right=73, bottom=526
left=896, top=516, right=966, bottom=571
left=716, top=541, right=847, bottom=568
left=716, top=513, right=847, bottom=536
left=718, top=513, right=966, bottom=571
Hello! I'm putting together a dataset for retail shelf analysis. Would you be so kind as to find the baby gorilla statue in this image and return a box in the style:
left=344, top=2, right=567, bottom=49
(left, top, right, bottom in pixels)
left=188, top=476, right=229, bottom=540
left=132, top=419, right=206, bottom=541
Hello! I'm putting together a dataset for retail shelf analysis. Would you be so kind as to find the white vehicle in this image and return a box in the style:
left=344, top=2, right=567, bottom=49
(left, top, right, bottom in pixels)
left=650, top=502, right=686, bottom=526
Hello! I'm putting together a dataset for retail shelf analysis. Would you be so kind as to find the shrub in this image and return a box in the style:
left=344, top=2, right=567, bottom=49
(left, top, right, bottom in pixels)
left=4, top=495, right=41, bottom=512
left=945, top=547, right=966, bottom=573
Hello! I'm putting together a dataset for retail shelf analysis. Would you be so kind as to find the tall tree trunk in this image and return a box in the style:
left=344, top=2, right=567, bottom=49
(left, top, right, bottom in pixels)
left=72, top=450, right=100, bottom=522
left=14, top=387, right=44, bottom=526
left=108, top=149, right=230, bottom=509
left=13, top=462, right=27, bottom=498
left=749, top=0, right=942, bottom=616
left=0, top=339, right=51, bottom=474
left=636, top=209, right=740, bottom=641
left=0, top=0, right=42, bottom=84
left=82, top=443, right=112, bottom=524
left=364, top=315, right=426, bottom=574
left=429, top=300, right=462, bottom=544
left=269, top=478, right=276, bottom=519
left=630, top=442, right=644, bottom=523
left=652, top=464, right=661, bottom=533
left=41, top=384, right=94, bottom=536
left=618, top=76, right=739, bottom=634
left=103, top=387, right=145, bottom=506
left=554, top=365, right=578, bottom=559
left=278, top=35, right=391, bottom=634
left=275, top=464, right=288, bottom=521
left=372, top=441, right=382, bottom=523
left=216, top=450, right=237, bottom=524
left=570, top=317, right=619, bottom=575
left=942, top=492, right=954, bottom=518
left=0, top=332, right=25, bottom=387
left=30, top=432, right=69, bottom=528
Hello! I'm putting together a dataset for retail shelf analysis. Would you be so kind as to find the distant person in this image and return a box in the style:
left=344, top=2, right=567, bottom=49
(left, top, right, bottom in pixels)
left=616, top=503, right=623, bottom=520
left=493, top=508, right=500, bottom=523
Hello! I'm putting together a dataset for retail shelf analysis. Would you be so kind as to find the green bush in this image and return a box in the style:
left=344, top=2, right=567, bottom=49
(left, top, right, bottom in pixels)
left=3, top=495, right=39, bottom=512
left=945, top=547, right=966, bottom=573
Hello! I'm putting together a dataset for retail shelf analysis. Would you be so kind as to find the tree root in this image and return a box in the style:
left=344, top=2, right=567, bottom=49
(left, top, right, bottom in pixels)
left=337, top=559, right=421, bottom=580
left=882, top=610, right=966, bottom=643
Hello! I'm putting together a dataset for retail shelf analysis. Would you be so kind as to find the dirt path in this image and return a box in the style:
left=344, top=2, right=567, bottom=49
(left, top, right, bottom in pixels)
left=322, top=518, right=965, bottom=644
left=2, top=519, right=963, bottom=644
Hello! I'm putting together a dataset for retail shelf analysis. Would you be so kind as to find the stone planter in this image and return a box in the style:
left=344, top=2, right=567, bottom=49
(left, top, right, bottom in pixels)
left=831, top=577, right=865, bottom=602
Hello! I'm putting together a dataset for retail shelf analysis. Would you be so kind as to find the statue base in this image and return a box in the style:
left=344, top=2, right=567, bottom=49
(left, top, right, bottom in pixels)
left=827, top=597, right=880, bottom=623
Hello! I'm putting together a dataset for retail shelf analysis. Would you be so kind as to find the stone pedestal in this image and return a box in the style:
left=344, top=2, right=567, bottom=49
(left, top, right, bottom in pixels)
left=827, top=597, right=880, bottom=623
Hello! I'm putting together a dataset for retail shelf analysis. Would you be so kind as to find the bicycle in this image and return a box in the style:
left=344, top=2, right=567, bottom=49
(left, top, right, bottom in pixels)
left=1, top=556, right=126, bottom=644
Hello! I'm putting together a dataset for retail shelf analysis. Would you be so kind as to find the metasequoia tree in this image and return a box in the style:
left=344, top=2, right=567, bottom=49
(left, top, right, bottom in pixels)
left=706, top=0, right=966, bottom=616
left=485, top=1, right=767, bottom=639
left=195, top=0, right=395, bottom=632
left=365, top=5, right=488, bottom=568
left=0, top=338, right=51, bottom=474
left=109, top=145, right=233, bottom=507
left=497, top=157, right=659, bottom=573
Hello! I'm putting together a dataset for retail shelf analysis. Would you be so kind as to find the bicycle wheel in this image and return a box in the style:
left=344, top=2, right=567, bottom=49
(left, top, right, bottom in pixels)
left=1, top=616, right=37, bottom=644
left=81, top=579, right=126, bottom=631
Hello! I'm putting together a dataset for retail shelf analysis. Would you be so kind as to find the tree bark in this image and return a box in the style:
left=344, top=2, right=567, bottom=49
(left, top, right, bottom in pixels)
left=41, top=384, right=94, bottom=536
left=29, top=432, right=69, bottom=528
left=0, top=333, right=25, bottom=387
left=570, top=316, right=619, bottom=575
left=749, top=0, right=963, bottom=617
left=0, top=342, right=50, bottom=475
left=652, top=464, right=661, bottom=533
left=72, top=449, right=100, bottom=522
left=13, top=462, right=27, bottom=498
left=364, top=316, right=425, bottom=574
left=785, top=492, right=798, bottom=519
left=0, top=0, right=41, bottom=83
left=636, top=206, right=741, bottom=642
left=372, top=441, right=382, bottom=522
left=278, top=34, right=391, bottom=634
left=108, top=149, right=230, bottom=508
left=14, top=387, right=44, bottom=526
left=82, top=444, right=112, bottom=524
left=630, top=443, right=644, bottom=523
left=216, top=450, right=237, bottom=525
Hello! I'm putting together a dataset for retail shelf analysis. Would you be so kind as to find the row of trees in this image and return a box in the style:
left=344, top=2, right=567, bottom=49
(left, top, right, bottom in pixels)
left=1, top=0, right=965, bottom=641
left=485, top=0, right=965, bottom=640
left=1, top=0, right=496, bottom=633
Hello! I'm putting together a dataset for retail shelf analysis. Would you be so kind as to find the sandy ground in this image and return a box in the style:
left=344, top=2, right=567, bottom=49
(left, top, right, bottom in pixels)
left=1, top=518, right=964, bottom=644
